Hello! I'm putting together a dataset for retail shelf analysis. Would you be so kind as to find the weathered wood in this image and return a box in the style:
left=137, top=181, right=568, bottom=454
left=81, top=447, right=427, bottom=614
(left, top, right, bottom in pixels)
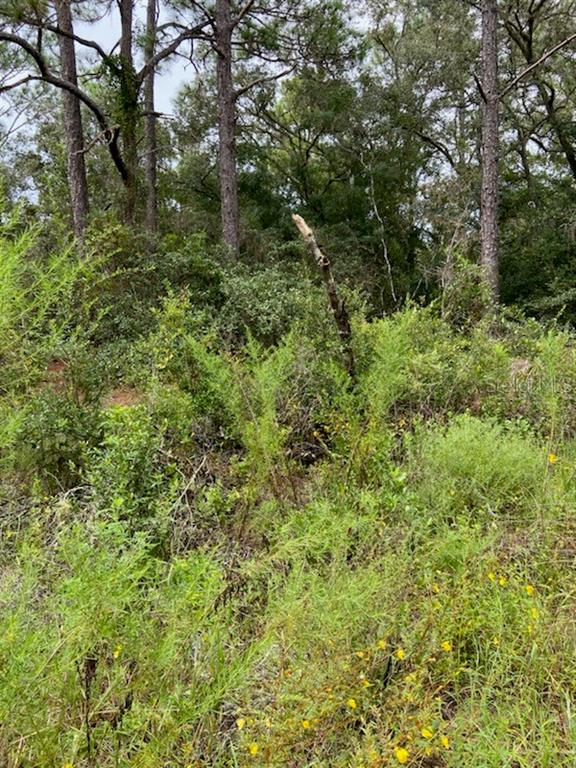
left=292, top=214, right=355, bottom=379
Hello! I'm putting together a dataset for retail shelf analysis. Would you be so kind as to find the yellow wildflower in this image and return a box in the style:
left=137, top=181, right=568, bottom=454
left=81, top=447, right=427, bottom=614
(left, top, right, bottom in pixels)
left=356, top=650, right=365, bottom=659
left=395, top=648, right=406, bottom=660
left=421, top=727, right=434, bottom=739
left=248, top=743, right=259, bottom=756
left=377, top=639, right=387, bottom=650
left=404, top=672, right=417, bottom=683
left=525, top=584, right=535, bottom=596
left=440, top=735, right=450, bottom=749
left=432, top=583, right=440, bottom=593
left=394, top=746, right=410, bottom=764
left=236, top=718, right=246, bottom=730
left=361, top=678, right=372, bottom=687
left=491, top=636, right=500, bottom=647
left=441, top=640, right=452, bottom=652
left=530, top=607, right=539, bottom=620
left=487, top=571, right=496, bottom=582
left=499, top=575, right=508, bottom=586
left=347, top=698, right=357, bottom=709
left=113, top=643, right=123, bottom=659
left=63, top=763, right=74, bottom=768
left=548, top=453, right=558, bottom=464
left=301, top=719, right=311, bottom=729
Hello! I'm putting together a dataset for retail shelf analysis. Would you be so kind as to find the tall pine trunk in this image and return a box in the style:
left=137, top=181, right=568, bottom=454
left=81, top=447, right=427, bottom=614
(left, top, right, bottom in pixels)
left=144, top=0, right=158, bottom=234
left=55, top=0, right=89, bottom=239
left=215, top=0, right=240, bottom=255
left=119, top=0, right=138, bottom=223
left=480, top=0, right=500, bottom=305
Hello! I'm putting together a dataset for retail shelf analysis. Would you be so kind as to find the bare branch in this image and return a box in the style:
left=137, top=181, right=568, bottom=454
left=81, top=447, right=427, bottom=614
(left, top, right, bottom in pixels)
left=234, top=0, right=257, bottom=28
left=501, top=31, right=576, bottom=97
left=0, top=31, right=128, bottom=182
left=137, top=21, right=211, bottom=84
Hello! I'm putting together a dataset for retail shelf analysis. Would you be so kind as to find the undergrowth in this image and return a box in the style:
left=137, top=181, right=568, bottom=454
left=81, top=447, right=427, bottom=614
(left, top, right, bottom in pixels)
left=1, top=228, right=576, bottom=767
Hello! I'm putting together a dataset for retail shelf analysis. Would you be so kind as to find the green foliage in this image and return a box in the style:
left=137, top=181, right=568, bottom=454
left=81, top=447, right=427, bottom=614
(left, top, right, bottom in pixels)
left=0, top=213, right=84, bottom=392
left=4, top=301, right=576, bottom=767
left=7, top=391, right=102, bottom=491
left=87, top=405, right=166, bottom=522
left=410, top=414, right=546, bottom=517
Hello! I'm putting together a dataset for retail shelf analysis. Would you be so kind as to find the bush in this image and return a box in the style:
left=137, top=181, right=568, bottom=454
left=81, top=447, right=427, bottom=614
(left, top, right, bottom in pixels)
left=6, top=391, right=102, bottom=491
left=410, top=414, right=547, bottom=517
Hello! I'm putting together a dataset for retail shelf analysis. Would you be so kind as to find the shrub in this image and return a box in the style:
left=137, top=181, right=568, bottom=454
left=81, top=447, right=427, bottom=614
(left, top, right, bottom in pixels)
left=410, top=414, right=547, bottom=517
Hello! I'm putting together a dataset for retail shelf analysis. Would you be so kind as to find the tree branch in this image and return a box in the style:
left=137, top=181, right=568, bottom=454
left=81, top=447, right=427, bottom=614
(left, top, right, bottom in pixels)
left=233, top=0, right=257, bottom=28
left=501, top=31, right=576, bottom=97
left=137, top=21, right=211, bottom=84
left=234, top=64, right=296, bottom=100
left=19, top=18, right=109, bottom=60
left=0, top=31, right=128, bottom=182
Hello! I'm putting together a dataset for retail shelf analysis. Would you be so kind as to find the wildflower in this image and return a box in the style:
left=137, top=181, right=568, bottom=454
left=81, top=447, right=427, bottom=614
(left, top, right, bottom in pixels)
left=361, top=678, right=372, bottom=688
left=499, top=575, right=508, bottom=586
left=421, top=727, right=433, bottom=739
left=487, top=571, right=496, bottom=582
left=404, top=672, right=417, bottom=683
left=356, top=650, right=365, bottom=659
left=530, top=607, right=539, bottom=620
left=236, top=718, right=246, bottom=730
left=441, top=640, right=452, bottom=652
left=301, top=719, right=311, bottom=729
left=525, top=584, right=535, bottom=596
left=63, top=763, right=74, bottom=768
left=248, top=743, right=259, bottom=756
left=491, top=636, right=500, bottom=647
left=440, top=735, right=450, bottom=749
left=548, top=453, right=558, bottom=464
left=432, top=583, right=440, bottom=593
left=113, top=643, right=123, bottom=659
left=394, top=746, right=410, bottom=764
left=424, top=747, right=433, bottom=757
left=347, top=698, right=357, bottom=709
left=395, top=648, right=406, bottom=660
left=377, top=639, right=387, bottom=650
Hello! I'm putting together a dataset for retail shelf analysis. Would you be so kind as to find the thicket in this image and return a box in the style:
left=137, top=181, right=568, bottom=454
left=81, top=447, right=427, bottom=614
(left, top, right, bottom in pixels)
left=1, top=221, right=576, bottom=767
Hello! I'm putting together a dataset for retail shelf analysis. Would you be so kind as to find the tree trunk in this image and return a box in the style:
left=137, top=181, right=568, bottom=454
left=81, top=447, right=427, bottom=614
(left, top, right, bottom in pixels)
left=480, top=0, right=500, bottom=305
left=118, top=0, right=138, bottom=223
left=55, top=0, right=89, bottom=239
left=144, top=0, right=158, bottom=234
left=215, top=0, right=240, bottom=255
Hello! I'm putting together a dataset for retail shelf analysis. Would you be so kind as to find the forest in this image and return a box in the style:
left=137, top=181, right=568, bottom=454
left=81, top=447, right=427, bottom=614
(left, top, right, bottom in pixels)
left=1, top=0, right=576, bottom=766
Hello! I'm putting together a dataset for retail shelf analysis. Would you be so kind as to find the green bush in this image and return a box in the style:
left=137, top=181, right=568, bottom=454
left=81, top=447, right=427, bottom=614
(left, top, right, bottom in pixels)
left=410, top=414, right=547, bottom=517
left=7, top=391, right=102, bottom=491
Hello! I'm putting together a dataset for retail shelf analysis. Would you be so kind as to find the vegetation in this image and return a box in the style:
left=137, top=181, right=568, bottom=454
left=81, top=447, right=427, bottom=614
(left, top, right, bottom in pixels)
left=2, top=2, right=576, bottom=767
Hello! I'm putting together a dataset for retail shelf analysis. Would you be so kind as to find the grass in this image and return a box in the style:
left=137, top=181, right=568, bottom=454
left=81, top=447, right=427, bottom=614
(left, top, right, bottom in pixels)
left=1, top=295, right=576, bottom=767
